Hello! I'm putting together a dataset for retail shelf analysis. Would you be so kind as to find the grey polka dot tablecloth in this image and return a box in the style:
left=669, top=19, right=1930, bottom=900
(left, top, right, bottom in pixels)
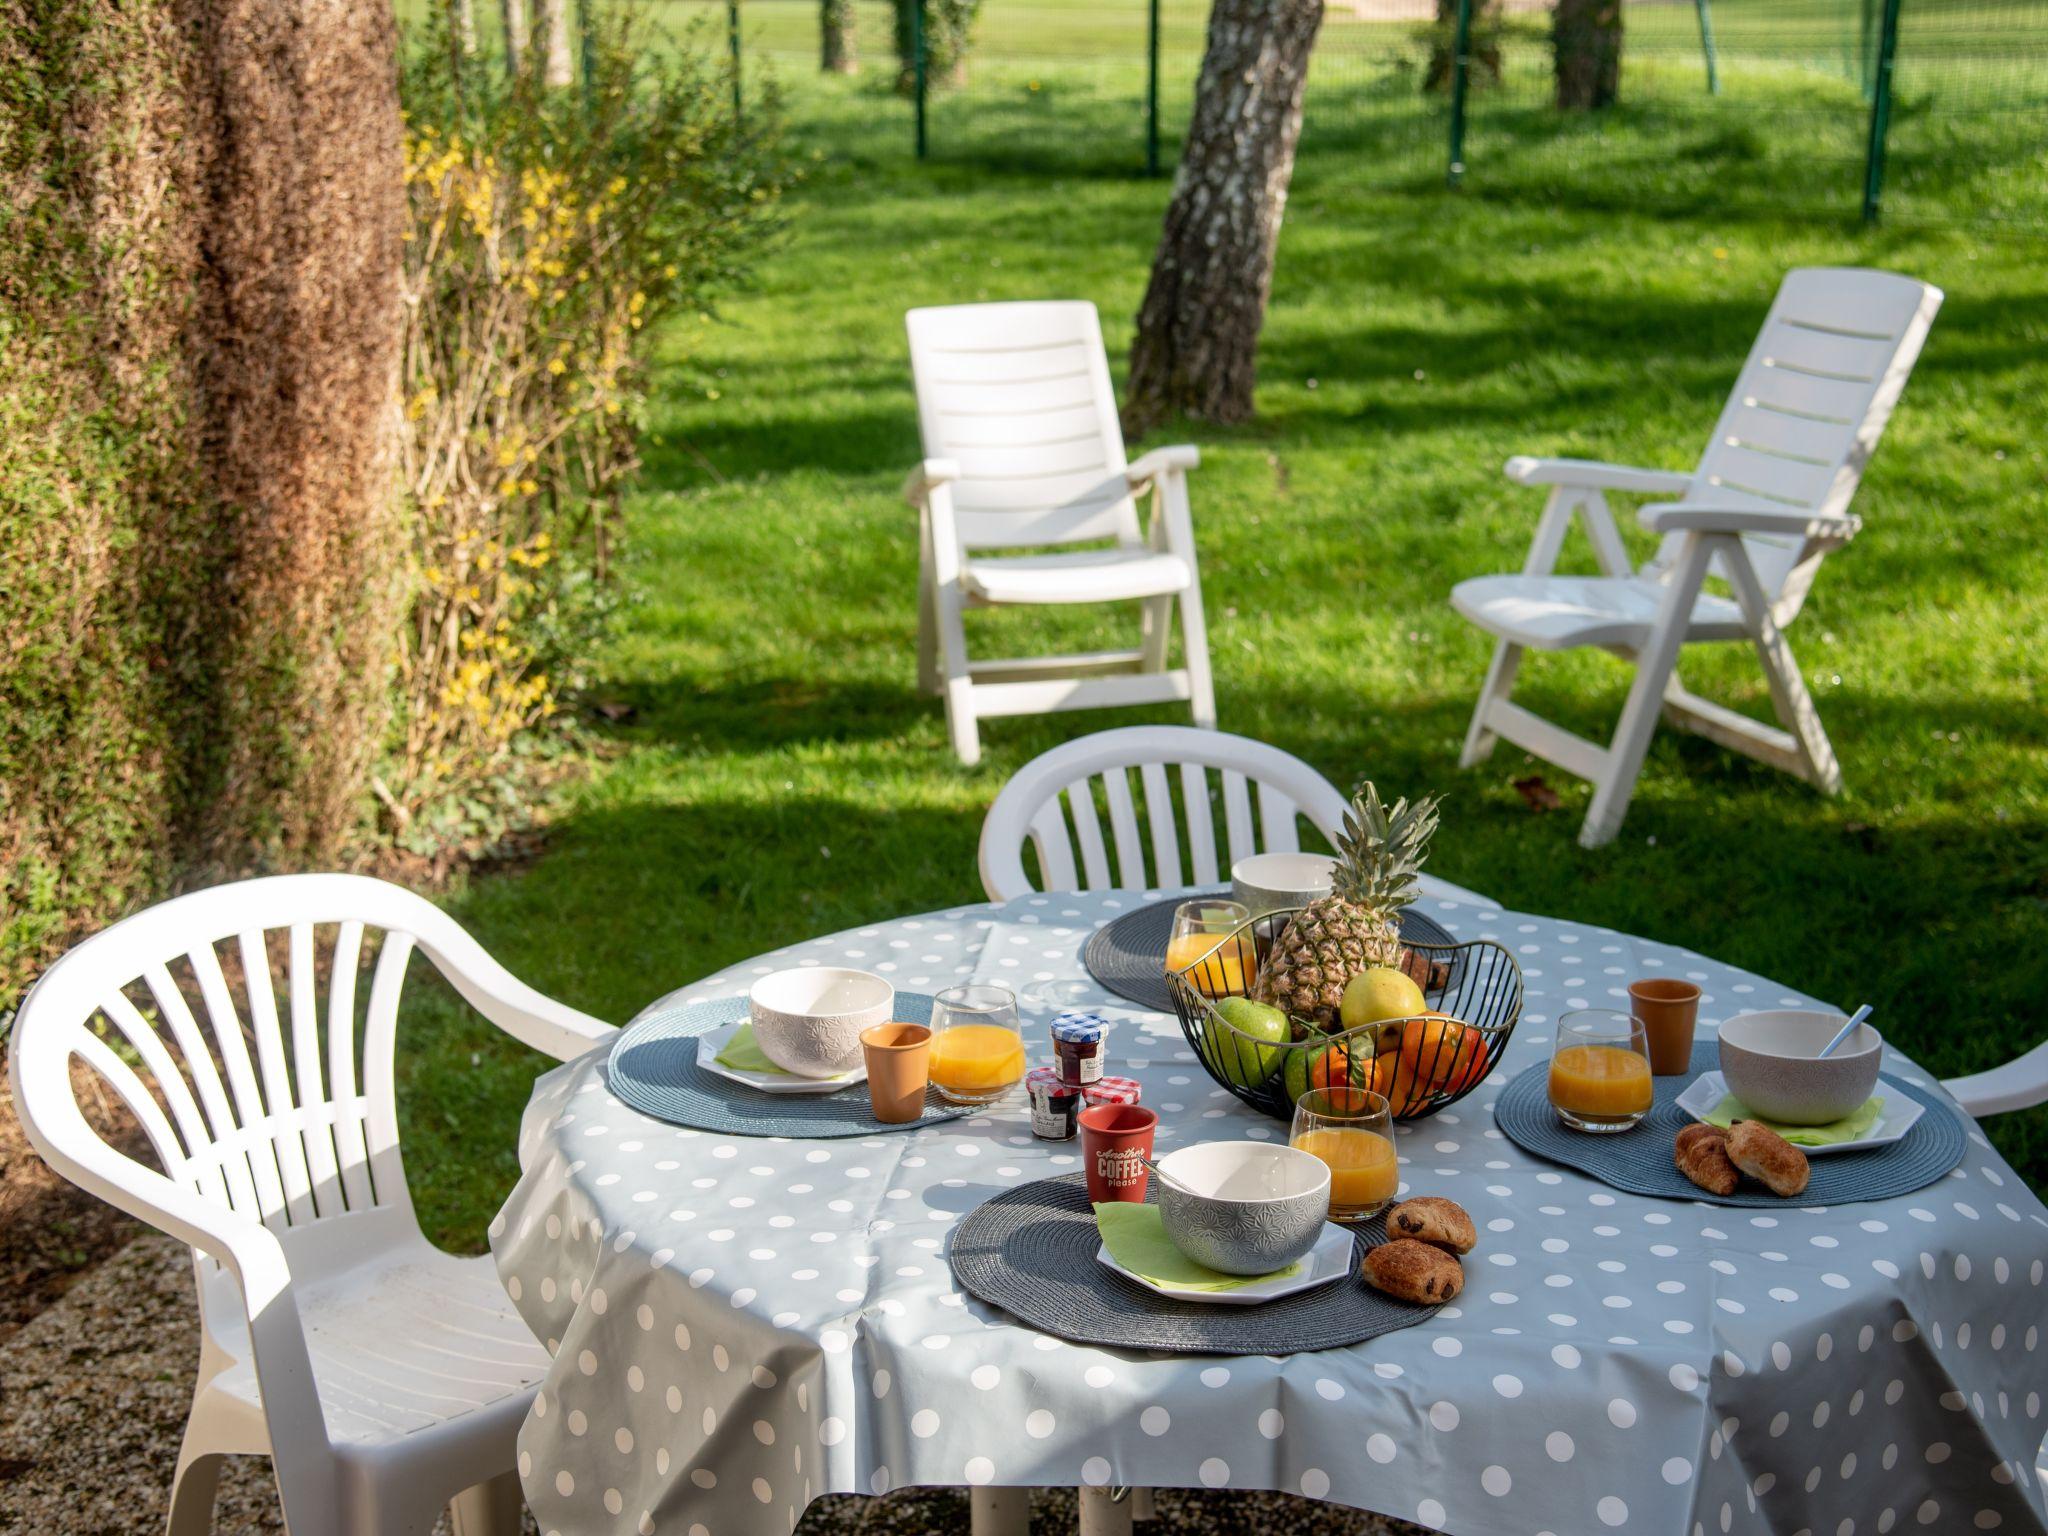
left=490, top=885, right=2048, bottom=1536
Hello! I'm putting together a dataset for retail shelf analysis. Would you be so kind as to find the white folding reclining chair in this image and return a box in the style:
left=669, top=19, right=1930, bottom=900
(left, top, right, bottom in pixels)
left=1453, top=267, right=1943, bottom=848
left=979, top=724, right=1480, bottom=905
left=8, top=873, right=616, bottom=1536
left=905, top=301, right=1216, bottom=766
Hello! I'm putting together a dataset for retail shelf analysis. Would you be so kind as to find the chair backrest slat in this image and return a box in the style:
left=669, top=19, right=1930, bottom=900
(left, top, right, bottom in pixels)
left=325, top=921, right=376, bottom=1212
left=906, top=301, right=1142, bottom=552
left=238, top=928, right=319, bottom=1228
left=979, top=727, right=1351, bottom=903
left=1180, top=763, right=1219, bottom=886
left=287, top=921, right=347, bottom=1220
left=1101, top=769, right=1145, bottom=887
left=139, top=962, right=264, bottom=1218
left=1139, top=761, right=1182, bottom=889
left=98, top=989, right=216, bottom=1187
left=186, top=942, right=292, bottom=1224
left=362, top=933, right=416, bottom=1210
left=1669, top=267, right=1943, bottom=610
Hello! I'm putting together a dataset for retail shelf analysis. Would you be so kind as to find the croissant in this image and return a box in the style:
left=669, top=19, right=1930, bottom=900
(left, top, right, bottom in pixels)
left=1726, top=1119, right=1810, bottom=1199
left=1674, top=1123, right=1740, bottom=1196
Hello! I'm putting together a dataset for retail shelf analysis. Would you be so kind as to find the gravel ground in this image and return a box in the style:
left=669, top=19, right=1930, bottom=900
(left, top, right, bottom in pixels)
left=0, top=1233, right=1421, bottom=1536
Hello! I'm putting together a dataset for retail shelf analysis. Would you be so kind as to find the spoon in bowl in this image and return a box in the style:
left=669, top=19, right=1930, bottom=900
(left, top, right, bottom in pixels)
left=1818, top=1003, right=1874, bottom=1059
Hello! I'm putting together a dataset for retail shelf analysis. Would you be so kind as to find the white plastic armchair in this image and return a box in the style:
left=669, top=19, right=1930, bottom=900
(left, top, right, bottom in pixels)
left=1942, top=1043, right=2048, bottom=1120
left=1454, top=268, right=1943, bottom=847
left=7, top=873, right=615, bottom=1536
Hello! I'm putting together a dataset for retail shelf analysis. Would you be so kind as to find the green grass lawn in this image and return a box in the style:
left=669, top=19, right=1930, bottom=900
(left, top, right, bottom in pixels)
left=394, top=11, right=2048, bottom=1250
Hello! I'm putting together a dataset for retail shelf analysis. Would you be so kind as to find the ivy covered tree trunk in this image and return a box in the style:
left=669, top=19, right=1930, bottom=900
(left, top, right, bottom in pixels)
left=1426, top=0, right=1501, bottom=92
left=501, top=0, right=529, bottom=71
left=821, top=0, right=857, bottom=73
left=892, top=0, right=979, bottom=91
left=1123, top=0, right=1323, bottom=434
left=534, top=0, right=575, bottom=86
left=1554, top=0, right=1621, bottom=110
left=186, top=0, right=409, bottom=868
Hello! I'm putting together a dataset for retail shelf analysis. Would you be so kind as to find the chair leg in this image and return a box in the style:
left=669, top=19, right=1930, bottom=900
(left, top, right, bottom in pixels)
left=1461, top=638, right=1523, bottom=768
left=1580, top=536, right=1714, bottom=848
left=916, top=539, right=942, bottom=697
left=448, top=1471, right=525, bottom=1536
left=1138, top=594, right=1172, bottom=674
left=932, top=578, right=981, bottom=766
left=1078, top=1485, right=1134, bottom=1536
left=1725, top=554, right=1844, bottom=795
left=166, top=1449, right=224, bottom=1536
left=970, top=1486, right=1030, bottom=1536
left=1177, top=586, right=1217, bottom=729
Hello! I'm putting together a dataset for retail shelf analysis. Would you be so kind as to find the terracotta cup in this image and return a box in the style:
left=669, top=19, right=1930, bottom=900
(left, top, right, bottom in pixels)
left=1629, top=977, right=1703, bottom=1075
left=861, top=1023, right=932, bottom=1124
left=1079, top=1104, right=1157, bottom=1203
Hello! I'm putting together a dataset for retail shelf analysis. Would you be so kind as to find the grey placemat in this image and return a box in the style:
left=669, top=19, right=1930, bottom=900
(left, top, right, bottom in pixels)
left=1083, top=894, right=1457, bottom=1013
left=604, top=993, right=974, bottom=1138
left=1492, top=1041, right=1967, bottom=1206
left=948, top=1172, right=1443, bottom=1355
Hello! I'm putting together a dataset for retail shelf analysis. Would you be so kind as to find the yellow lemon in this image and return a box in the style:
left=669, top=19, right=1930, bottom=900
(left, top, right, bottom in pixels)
left=1339, top=966, right=1427, bottom=1034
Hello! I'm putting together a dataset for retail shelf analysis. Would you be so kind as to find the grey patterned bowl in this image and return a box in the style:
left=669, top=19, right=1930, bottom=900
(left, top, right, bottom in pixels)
left=1719, top=1009, right=1882, bottom=1125
left=748, top=967, right=893, bottom=1078
left=1155, top=1141, right=1332, bottom=1276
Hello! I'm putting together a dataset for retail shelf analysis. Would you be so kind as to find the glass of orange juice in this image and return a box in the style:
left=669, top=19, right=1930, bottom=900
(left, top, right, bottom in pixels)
left=928, top=984, right=1027, bottom=1105
left=1165, top=900, right=1254, bottom=997
left=1290, top=1087, right=1398, bottom=1223
left=1548, top=1009, right=1654, bottom=1133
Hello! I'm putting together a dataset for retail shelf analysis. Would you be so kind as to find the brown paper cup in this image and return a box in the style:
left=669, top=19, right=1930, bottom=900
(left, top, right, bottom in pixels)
left=1629, top=978, right=1702, bottom=1075
left=861, top=1023, right=932, bottom=1123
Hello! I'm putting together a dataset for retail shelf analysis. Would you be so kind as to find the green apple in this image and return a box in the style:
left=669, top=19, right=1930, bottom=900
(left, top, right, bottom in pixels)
left=1340, top=966, right=1427, bottom=1035
left=1209, top=996, right=1290, bottom=1088
left=1282, top=1041, right=1316, bottom=1104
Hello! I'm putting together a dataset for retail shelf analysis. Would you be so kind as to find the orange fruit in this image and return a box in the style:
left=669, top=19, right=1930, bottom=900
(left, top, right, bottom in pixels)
left=1402, top=1011, right=1488, bottom=1097
left=1309, top=1039, right=1372, bottom=1093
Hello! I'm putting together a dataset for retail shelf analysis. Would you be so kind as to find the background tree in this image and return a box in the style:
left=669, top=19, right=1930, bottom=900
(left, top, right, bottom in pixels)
left=890, top=0, right=981, bottom=90
left=534, top=0, right=575, bottom=86
left=1123, top=0, right=1323, bottom=433
left=822, top=0, right=857, bottom=73
left=1425, top=0, right=1502, bottom=92
left=1554, top=0, right=1622, bottom=109
left=501, top=0, right=529, bottom=71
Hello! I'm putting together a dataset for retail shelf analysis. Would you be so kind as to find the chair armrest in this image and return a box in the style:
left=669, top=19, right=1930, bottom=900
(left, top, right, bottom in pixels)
left=903, top=458, right=961, bottom=505
left=1505, top=456, right=1693, bottom=495
left=1639, top=503, right=1861, bottom=541
left=1942, top=1041, right=2048, bottom=1119
left=1126, top=445, right=1200, bottom=487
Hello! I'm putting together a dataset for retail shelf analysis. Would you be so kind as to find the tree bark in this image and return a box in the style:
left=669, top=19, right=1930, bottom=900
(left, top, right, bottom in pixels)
left=1554, top=0, right=1621, bottom=110
left=455, top=0, right=478, bottom=55
left=821, top=0, right=856, bottom=73
left=533, top=0, right=573, bottom=86
left=500, top=0, right=528, bottom=72
left=182, top=0, right=409, bottom=868
left=1123, top=0, right=1323, bottom=435
left=1426, top=0, right=1501, bottom=92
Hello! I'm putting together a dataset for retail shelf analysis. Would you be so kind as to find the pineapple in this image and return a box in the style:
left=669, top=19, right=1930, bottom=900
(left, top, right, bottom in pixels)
left=1253, top=781, right=1441, bottom=1031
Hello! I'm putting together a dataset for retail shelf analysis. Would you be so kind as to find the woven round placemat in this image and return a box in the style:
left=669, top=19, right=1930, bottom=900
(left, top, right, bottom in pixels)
left=605, top=993, right=974, bottom=1138
left=1491, top=1041, right=1966, bottom=1206
left=1082, top=895, right=1457, bottom=1014
left=948, top=1173, right=1442, bottom=1355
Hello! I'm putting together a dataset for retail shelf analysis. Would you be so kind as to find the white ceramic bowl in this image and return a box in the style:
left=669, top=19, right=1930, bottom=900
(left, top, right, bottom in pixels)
left=1155, top=1141, right=1332, bottom=1276
left=748, top=968, right=894, bottom=1078
left=1231, top=852, right=1335, bottom=918
left=1718, top=1009, right=1883, bottom=1125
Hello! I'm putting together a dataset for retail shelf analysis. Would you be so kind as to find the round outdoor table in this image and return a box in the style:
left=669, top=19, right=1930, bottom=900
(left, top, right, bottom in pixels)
left=490, top=887, right=2048, bottom=1536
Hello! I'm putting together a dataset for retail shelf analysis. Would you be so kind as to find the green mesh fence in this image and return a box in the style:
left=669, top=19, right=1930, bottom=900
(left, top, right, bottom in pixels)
left=639, top=0, right=2047, bottom=225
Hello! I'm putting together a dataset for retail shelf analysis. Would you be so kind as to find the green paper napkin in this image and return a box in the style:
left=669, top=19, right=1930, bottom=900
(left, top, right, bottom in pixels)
left=1703, top=1092, right=1886, bottom=1146
left=1094, top=1201, right=1302, bottom=1291
left=713, top=1020, right=852, bottom=1078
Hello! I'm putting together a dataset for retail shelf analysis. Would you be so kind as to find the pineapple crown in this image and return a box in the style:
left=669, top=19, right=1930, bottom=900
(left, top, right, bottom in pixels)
left=1330, top=780, right=1440, bottom=916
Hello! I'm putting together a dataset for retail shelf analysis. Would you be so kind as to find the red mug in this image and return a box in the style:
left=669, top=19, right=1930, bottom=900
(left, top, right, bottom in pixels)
left=1079, top=1104, right=1157, bottom=1203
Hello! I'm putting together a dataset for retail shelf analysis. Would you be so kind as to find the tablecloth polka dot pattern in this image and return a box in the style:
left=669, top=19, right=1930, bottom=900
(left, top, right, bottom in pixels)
left=491, top=890, right=2048, bottom=1536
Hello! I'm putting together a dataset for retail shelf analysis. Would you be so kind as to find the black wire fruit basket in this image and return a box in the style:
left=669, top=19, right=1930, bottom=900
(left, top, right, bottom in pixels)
left=1165, top=907, right=1524, bottom=1123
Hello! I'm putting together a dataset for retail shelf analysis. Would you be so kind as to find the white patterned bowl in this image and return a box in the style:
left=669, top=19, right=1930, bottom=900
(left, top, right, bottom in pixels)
left=748, top=968, right=893, bottom=1078
left=1230, top=852, right=1335, bottom=919
left=1719, top=1009, right=1882, bottom=1126
left=1155, top=1141, right=1331, bottom=1276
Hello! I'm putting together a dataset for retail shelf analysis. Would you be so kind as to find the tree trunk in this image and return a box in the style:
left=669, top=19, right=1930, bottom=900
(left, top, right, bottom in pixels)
left=501, top=0, right=529, bottom=71
left=821, top=0, right=856, bottom=73
left=1554, top=0, right=1621, bottom=110
left=1426, top=0, right=1501, bottom=92
left=455, top=0, right=478, bottom=54
left=1123, top=0, right=1323, bottom=435
left=183, top=0, right=409, bottom=868
left=533, top=0, right=573, bottom=86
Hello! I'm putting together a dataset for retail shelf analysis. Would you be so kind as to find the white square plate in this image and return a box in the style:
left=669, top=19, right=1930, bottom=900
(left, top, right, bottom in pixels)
left=1674, top=1070, right=1922, bottom=1156
left=695, top=1022, right=866, bottom=1096
left=1095, top=1220, right=1355, bottom=1306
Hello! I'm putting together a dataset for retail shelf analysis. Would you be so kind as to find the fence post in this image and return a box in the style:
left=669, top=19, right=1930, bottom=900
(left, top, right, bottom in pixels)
left=1446, top=0, right=1473, bottom=186
left=1145, top=0, right=1161, bottom=176
left=1693, top=0, right=1720, bottom=95
left=728, top=0, right=743, bottom=119
left=1861, top=0, right=1902, bottom=222
left=912, top=0, right=928, bottom=160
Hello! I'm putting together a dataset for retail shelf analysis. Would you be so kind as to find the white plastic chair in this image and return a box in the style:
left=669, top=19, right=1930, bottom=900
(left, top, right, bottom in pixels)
left=7, top=873, right=615, bottom=1536
left=1453, top=267, right=1943, bottom=848
left=978, top=725, right=1481, bottom=907
left=1942, top=1044, right=2048, bottom=1119
left=905, top=300, right=1216, bottom=766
